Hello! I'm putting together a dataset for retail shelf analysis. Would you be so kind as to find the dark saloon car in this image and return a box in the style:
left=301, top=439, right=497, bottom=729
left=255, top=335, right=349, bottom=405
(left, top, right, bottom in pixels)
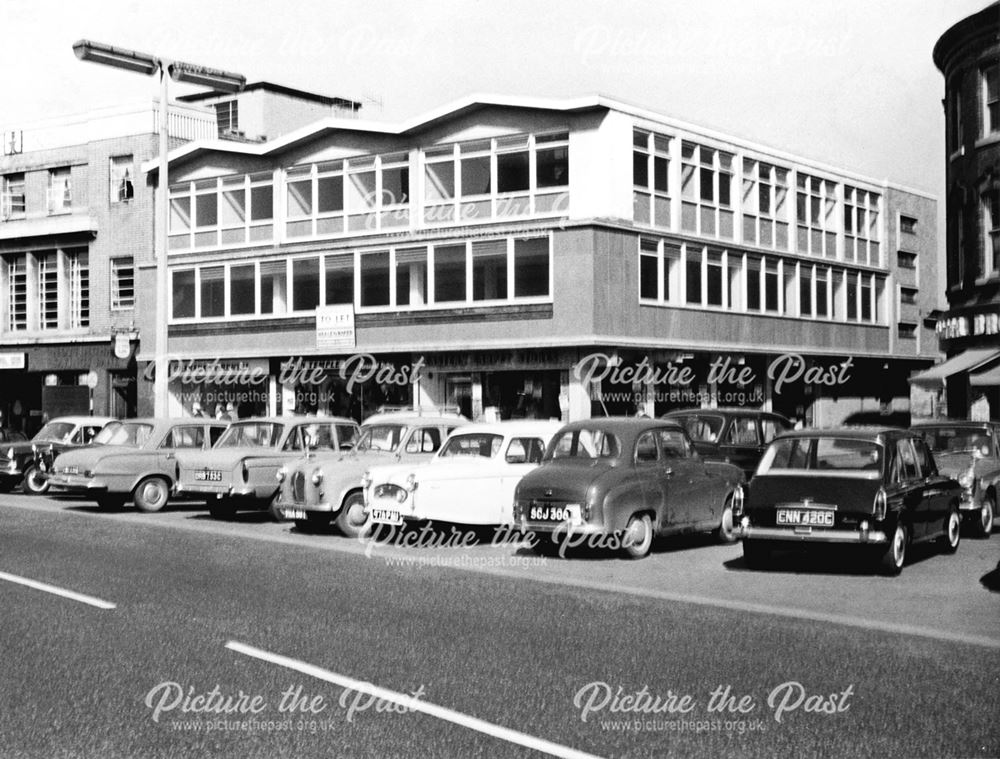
left=514, top=418, right=744, bottom=559
left=736, top=428, right=963, bottom=575
left=661, top=408, right=791, bottom=479
left=912, top=420, right=999, bottom=538
left=0, top=416, right=116, bottom=494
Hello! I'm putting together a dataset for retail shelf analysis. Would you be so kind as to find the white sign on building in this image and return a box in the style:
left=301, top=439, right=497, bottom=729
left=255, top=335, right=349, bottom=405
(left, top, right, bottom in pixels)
left=0, top=352, right=26, bottom=370
left=316, top=305, right=356, bottom=349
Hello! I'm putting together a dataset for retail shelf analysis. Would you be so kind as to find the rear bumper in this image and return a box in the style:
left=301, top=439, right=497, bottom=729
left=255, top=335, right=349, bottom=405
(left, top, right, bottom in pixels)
left=47, top=474, right=108, bottom=493
left=738, top=525, right=888, bottom=544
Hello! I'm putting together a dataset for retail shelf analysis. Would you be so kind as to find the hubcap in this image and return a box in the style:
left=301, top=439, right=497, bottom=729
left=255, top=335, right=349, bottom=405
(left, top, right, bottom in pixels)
left=345, top=499, right=366, bottom=527
left=627, top=517, right=651, bottom=550
left=893, top=528, right=905, bottom=566
left=948, top=512, right=960, bottom=545
left=144, top=482, right=165, bottom=505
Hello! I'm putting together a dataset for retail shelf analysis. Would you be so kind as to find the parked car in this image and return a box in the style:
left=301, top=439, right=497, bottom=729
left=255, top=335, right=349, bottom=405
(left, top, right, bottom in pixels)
left=0, top=429, right=27, bottom=445
left=515, top=418, right=745, bottom=559
left=174, top=416, right=360, bottom=519
left=735, top=427, right=964, bottom=575
left=46, top=418, right=228, bottom=511
left=912, top=420, right=999, bottom=538
left=661, top=408, right=791, bottom=480
left=276, top=414, right=468, bottom=536
left=363, top=420, right=563, bottom=529
left=0, top=416, right=115, bottom=494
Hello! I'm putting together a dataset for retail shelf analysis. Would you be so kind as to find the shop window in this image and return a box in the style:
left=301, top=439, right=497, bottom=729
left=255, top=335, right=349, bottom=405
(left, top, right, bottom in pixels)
left=260, top=260, right=287, bottom=315
left=200, top=266, right=225, bottom=318
left=111, top=257, right=135, bottom=310
left=324, top=254, right=354, bottom=305
left=395, top=247, right=428, bottom=306
left=172, top=269, right=196, bottom=319
left=434, top=244, right=466, bottom=303
left=513, top=238, right=548, bottom=297
left=230, top=264, right=255, bottom=315
left=110, top=155, right=134, bottom=203
left=472, top=240, right=508, bottom=301
left=360, top=250, right=390, bottom=307
left=292, top=257, right=320, bottom=312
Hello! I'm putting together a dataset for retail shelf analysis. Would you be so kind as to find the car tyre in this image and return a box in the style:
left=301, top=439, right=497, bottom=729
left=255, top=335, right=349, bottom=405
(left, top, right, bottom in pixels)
left=742, top=540, right=771, bottom=569
left=21, top=465, right=49, bottom=495
left=335, top=491, right=371, bottom=538
left=622, top=513, right=653, bottom=559
left=716, top=497, right=737, bottom=544
left=267, top=494, right=285, bottom=522
left=209, top=499, right=236, bottom=520
left=974, top=493, right=995, bottom=539
left=940, top=507, right=961, bottom=554
left=133, top=476, right=170, bottom=513
left=877, top=523, right=907, bottom=575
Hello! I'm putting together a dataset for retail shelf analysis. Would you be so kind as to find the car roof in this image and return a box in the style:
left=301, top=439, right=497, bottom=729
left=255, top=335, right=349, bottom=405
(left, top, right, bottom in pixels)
left=911, top=420, right=996, bottom=429
left=663, top=407, right=790, bottom=421
left=773, top=426, right=913, bottom=442
left=227, top=415, right=358, bottom=426
left=47, top=416, right=116, bottom=425
left=558, top=416, right=685, bottom=434
left=450, top=419, right=564, bottom=436
left=362, top=415, right=468, bottom=427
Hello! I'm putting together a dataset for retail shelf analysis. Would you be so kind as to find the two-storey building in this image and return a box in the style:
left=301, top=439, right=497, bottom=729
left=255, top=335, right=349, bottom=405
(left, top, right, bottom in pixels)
left=143, top=94, right=939, bottom=425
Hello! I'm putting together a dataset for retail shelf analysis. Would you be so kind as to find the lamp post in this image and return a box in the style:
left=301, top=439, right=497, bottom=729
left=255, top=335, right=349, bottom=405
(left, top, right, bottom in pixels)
left=72, top=40, right=245, bottom=417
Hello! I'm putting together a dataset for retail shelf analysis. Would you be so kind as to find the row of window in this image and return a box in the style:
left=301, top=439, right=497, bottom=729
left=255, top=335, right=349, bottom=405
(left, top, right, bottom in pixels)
left=168, top=133, right=570, bottom=250
left=946, top=61, right=1000, bottom=152
left=0, top=157, right=135, bottom=220
left=169, top=235, right=551, bottom=320
left=2, top=249, right=93, bottom=332
left=948, top=188, right=1000, bottom=287
left=638, top=238, right=885, bottom=324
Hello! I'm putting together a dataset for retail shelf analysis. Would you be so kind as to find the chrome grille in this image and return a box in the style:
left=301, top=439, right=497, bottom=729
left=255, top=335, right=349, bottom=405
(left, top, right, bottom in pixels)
left=291, top=470, right=306, bottom=503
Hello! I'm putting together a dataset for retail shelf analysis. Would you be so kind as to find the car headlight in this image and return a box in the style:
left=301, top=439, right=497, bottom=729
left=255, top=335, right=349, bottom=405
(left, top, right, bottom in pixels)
left=405, top=473, right=418, bottom=492
left=311, top=469, right=323, bottom=486
left=957, top=467, right=975, bottom=491
left=276, top=466, right=287, bottom=483
left=873, top=488, right=887, bottom=521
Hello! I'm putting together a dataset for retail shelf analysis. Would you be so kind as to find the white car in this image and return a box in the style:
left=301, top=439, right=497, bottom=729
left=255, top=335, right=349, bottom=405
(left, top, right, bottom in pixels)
left=363, top=420, right=563, bottom=528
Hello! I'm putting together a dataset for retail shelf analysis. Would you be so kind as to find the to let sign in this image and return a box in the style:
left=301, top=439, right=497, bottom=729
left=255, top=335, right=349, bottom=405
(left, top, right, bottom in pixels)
left=316, top=305, right=356, bottom=349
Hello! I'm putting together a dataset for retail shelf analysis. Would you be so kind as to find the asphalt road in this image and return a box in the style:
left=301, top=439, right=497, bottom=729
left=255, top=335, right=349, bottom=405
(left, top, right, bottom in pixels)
left=0, top=493, right=997, bottom=759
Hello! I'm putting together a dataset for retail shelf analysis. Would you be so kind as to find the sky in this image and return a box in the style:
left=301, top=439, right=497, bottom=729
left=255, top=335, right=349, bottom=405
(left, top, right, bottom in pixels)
left=0, top=1, right=987, bottom=199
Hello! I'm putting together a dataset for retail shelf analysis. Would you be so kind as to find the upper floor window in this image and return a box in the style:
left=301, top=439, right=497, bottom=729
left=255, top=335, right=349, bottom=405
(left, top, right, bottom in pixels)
left=47, top=167, right=72, bottom=214
left=1, top=247, right=89, bottom=332
left=170, top=172, right=274, bottom=251
left=796, top=173, right=838, bottom=258
left=741, top=159, right=790, bottom=251
left=1, top=173, right=25, bottom=219
left=5, top=254, right=26, bottom=331
left=633, top=129, right=671, bottom=229
left=843, top=186, right=881, bottom=266
left=948, top=79, right=963, bottom=152
left=110, top=155, right=134, bottom=204
left=680, top=142, right=734, bottom=240
left=899, top=215, right=917, bottom=235
left=980, top=188, right=1000, bottom=279
left=214, top=100, right=238, bottom=135
left=983, top=63, right=999, bottom=137
left=111, top=257, right=135, bottom=310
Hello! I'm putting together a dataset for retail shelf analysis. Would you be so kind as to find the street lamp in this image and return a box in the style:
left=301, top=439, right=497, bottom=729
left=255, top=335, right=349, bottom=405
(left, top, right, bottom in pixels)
left=73, top=40, right=245, bottom=417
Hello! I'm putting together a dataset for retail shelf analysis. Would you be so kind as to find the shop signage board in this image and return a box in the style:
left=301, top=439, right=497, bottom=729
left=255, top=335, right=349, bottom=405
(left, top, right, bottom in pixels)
left=0, top=352, right=25, bottom=370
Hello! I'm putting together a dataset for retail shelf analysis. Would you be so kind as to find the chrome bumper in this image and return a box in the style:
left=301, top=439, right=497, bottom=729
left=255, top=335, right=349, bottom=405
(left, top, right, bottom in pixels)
left=738, top=525, right=888, bottom=544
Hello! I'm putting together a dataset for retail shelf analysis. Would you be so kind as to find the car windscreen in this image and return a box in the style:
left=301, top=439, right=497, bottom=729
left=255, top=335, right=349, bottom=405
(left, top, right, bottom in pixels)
left=671, top=414, right=725, bottom=443
left=438, top=433, right=503, bottom=458
left=917, top=427, right=991, bottom=455
left=93, top=422, right=154, bottom=447
left=757, top=437, right=882, bottom=475
left=547, top=428, right=621, bottom=460
left=215, top=422, right=284, bottom=448
left=355, top=425, right=405, bottom=453
left=32, top=422, right=76, bottom=442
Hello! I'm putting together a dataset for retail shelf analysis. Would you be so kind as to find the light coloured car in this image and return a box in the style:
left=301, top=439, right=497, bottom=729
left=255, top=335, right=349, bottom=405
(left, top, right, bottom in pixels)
left=276, top=414, right=468, bottom=536
left=0, top=416, right=116, bottom=495
left=174, top=416, right=360, bottom=519
left=46, top=418, right=228, bottom=511
left=363, top=420, right=563, bottom=529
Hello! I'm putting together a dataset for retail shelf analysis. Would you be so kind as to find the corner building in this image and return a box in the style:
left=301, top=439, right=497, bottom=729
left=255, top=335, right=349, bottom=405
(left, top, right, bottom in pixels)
left=144, top=95, right=939, bottom=424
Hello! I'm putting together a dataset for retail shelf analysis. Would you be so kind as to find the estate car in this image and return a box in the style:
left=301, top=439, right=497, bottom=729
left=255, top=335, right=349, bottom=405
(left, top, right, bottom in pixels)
left=736, top=428, right=964, bottom=575
left=515, top=418, right=745, bottom=559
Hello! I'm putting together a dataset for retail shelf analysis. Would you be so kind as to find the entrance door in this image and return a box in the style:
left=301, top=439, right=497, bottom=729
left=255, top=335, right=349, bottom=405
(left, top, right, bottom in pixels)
left=446, top=376, right=473, bottom=418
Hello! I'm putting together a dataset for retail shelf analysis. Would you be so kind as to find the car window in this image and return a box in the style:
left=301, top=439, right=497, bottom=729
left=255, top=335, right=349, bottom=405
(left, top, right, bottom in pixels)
left=549, top=429, right=620, bottom=460
left=505, top=437, right=545, bottom=464
left=761, top=418, right=788, bottom=444
left=162, top=426, right=205, bottom=449
left=656, top=428, right=691, bottom=458
left=911, top=438, right=937, bottom=478
left=894, top=439, right=919, bottom=482
left=336, top=424, right=359, bottom=450
left=405, top=428, right=442, bottom=454
left=726, top=418, right=760, bottom=446
left=208, top=425, right=227, bottom=447
left=285, top=424, right=340, bottom=452
left=635, top=431, right=659, bottom=463
left=217, top=422, right=283, bottom=448
left=74, top=426, right=103, bottom=445
left=759, top=437, right=881, bottom=473
left=675, top=414, right=724, bottom=443
left=440, top=433, right=503, bottom=458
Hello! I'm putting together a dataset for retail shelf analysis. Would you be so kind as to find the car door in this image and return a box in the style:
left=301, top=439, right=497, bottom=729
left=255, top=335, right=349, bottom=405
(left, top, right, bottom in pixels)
left=633, top=430, right=669, bottom=529
left=658, top=426, right=723, bottom=529
left=893, top=438, right=927, bottom=541
left=912, top=436, right=952, bottom=539
left=158, top=425, right=207, bottom=479
left=496, top=437, right=547, bottom=524
left=717, top=416, right=761, bottom=477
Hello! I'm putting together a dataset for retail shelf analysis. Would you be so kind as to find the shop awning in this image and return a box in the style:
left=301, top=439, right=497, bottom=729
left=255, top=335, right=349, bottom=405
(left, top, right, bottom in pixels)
left=909, top=348, right=1000, bottom=387
left=970, top=363, right=1000, bottom=387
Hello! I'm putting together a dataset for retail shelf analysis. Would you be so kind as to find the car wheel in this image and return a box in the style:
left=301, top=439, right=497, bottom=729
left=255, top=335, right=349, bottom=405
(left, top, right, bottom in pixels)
left=742, top=540, right=771, bottom=569
left=940, top=507, right=961, bottom=554
left=335, top=491, right=371, bottom=538
left=21, top=465, right=49, bottom=495
left=622, top=513, right=653, bottom=559
left=974, top=493, right=995, bottom=539
left=716, top=497, right=737, bottom=544
left=133, top=477, right=170, bottom=513
left=267, top=494, right=285, bottom=522
left=878, top=523, right=907, bottom=575
left=209, top=499, right=236, bottom=520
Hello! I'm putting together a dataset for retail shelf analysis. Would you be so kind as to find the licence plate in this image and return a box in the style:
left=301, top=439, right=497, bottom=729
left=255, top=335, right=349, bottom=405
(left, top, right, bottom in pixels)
left=63, top=466, right=79, bottom=475
left=528, top=504, right=581, bottom=523
left=777, top=509, right=834, bottom=527
left=284, top=508, right=307, bottom=520
left=194, top=470, right=223, bottom=482
left=370, top=508, right=402, bottom=525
